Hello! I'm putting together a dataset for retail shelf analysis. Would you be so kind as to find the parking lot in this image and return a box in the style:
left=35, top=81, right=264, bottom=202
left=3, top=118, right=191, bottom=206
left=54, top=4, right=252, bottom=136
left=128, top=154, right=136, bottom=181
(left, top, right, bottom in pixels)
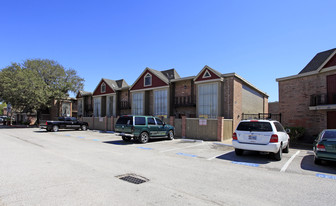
left=1, top=128, right=336, bottom=205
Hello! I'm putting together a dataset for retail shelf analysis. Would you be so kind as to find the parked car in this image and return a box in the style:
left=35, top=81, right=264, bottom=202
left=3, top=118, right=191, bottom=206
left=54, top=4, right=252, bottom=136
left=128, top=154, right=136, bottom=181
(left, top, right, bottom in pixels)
left=313, top=129, right=336, bottom=165
left=0, top=117, right=3, bottom=123
left=115, top=115, right=175, bottom=143
left=40, top=117, right=89, bottom=132
left=232, top=120, right=290, bottom=161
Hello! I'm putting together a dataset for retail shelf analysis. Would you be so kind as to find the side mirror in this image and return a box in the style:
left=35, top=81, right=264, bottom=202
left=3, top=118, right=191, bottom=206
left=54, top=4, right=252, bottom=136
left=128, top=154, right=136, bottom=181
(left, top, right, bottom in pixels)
left=285, top=128, right=291, bottom=134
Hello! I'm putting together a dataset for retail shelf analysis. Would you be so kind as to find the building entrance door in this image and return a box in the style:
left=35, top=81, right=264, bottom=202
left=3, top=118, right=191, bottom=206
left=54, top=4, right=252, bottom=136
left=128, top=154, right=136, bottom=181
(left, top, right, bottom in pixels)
left=327, top=111, right=336, bottom=129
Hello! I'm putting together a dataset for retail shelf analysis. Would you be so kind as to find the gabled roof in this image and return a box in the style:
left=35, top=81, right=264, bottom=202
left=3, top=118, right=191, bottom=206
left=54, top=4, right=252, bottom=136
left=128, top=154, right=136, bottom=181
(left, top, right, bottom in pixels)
left=299, top=48, right=336, bottom=74
left=115, top=79, right=130, bottom=90
left=76, top=91, right=92, bottom=98
left=194, top=65, right=222, bottom=81
left=130, top=67, right=180, bottom=90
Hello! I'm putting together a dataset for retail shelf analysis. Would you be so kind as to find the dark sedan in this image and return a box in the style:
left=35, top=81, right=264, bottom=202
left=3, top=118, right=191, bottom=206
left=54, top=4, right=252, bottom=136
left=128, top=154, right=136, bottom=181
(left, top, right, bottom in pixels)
left=313, top=129, right=336, bottom=165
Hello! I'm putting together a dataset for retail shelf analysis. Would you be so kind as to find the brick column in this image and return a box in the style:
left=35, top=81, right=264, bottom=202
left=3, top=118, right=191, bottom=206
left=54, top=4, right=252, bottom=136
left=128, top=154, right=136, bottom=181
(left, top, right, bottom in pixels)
left=170, top=116, right=175, bottom=126
left=217, top=116, right=224, bottom=141
left=182, top=115, right=186, bottom=138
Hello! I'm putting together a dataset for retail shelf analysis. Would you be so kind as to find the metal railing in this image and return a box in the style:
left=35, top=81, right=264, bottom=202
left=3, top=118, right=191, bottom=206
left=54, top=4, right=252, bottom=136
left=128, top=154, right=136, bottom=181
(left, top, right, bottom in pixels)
left=174, top=96, right=196, bottom=107
left=119, top=101, right=131, bottom=109
left=310, top=93, right=336, bottom=106
left=242, top=113, right=282, bottom=122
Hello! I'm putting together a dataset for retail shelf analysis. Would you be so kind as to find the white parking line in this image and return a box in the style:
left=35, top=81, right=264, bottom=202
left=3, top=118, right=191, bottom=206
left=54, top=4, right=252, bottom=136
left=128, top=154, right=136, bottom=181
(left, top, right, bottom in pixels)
left=280, top=151, right=300, bottom=172
left=160, top=143, right=206, bottom=153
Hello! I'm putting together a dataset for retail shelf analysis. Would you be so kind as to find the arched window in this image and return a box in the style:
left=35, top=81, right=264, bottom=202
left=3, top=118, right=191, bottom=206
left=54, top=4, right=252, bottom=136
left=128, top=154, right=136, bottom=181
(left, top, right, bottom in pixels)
left=144, top=73, right=152, bottom=87
left=101, top=82, right=106, bottom=93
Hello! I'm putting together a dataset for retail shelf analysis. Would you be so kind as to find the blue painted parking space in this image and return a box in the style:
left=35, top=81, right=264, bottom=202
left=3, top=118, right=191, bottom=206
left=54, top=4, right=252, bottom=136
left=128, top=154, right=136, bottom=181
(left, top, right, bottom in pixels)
left=137, top=146, right=153, bottom=150
left=316, top=173, right=336, bottom=180
left=232, top=161, right=260, bottom=167
left=176, top=152, right=197, bottom=158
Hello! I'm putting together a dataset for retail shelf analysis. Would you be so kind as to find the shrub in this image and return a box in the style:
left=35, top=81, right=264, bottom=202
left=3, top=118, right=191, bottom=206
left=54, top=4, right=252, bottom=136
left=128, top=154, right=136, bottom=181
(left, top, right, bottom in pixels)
left=286, top=127, right=305, bottom=143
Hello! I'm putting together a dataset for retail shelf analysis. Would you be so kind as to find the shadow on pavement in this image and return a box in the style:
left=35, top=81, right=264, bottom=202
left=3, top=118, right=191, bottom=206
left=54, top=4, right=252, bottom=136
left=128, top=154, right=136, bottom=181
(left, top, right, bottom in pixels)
left=216, top=151, right=274, bottom=164
left=301, top=155, right=336, bottom=175
left=103, top=140, right=135, bottom=145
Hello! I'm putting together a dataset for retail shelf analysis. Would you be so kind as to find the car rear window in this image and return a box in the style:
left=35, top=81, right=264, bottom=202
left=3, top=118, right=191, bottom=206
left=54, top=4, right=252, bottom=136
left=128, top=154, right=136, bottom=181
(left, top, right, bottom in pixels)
left=135, top=117, right=146, bottom=125
left=236, top=122, right=273, bottom=132
left=116, top=116, right=133, bottom=125
left=322, top=131, right=336, bottom=139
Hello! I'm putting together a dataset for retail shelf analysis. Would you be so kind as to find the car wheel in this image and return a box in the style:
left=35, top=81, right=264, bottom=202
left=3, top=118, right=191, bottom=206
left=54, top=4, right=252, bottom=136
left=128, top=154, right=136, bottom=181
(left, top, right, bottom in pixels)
left=283, top=142, right=289, bottom=153
left=139, top=132, right=149, bottom=144
left=81, top=125, right=87, bottom=131
left=314, top=156, right=322, bottom=165
left=46, top=128, right=52, bottom=132
left=122, top=136, right=132, bottom=142
left=235, top=149, right=244, bottom=156
left=274, top=145, right=282, bottom=161
left=168, top=130, right=174, bottom=140
left=52, top=125, right=59, bottom=132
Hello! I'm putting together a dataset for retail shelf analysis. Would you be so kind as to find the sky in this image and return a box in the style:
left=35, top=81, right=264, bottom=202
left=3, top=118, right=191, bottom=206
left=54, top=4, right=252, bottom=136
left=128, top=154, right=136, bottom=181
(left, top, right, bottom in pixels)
left=1, top=0, right=336, bottom=102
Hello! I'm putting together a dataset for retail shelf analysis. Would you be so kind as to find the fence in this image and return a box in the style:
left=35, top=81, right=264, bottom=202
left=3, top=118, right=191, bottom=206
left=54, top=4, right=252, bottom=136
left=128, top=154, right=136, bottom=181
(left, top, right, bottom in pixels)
left=81, top=116, right=233, bottom=142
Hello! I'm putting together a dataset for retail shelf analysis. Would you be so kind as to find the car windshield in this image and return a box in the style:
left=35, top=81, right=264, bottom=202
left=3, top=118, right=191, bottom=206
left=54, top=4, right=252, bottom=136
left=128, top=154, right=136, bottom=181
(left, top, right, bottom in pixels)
left=116, top=116, right=133, bottom=125
left=322, top=131, right=336, bottom=139
left=236, top=122, right=273, bottom=132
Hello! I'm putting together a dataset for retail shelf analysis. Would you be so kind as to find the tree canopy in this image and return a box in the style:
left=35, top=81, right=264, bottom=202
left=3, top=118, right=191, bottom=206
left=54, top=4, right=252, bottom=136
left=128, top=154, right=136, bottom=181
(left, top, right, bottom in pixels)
left=0, top=59, right=84, bottom=113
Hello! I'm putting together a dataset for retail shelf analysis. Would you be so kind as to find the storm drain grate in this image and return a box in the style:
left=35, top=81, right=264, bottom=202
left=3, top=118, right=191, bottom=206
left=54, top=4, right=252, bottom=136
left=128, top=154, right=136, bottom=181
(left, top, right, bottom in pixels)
left=116, top=173, right=149, bottom=184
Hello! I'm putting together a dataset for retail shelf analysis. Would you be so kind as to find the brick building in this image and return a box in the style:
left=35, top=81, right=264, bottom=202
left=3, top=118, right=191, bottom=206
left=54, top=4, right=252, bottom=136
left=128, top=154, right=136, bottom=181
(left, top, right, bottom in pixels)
left=82, top=65, right=268, bottom=129
left=276, top=48, right=336, bottom=139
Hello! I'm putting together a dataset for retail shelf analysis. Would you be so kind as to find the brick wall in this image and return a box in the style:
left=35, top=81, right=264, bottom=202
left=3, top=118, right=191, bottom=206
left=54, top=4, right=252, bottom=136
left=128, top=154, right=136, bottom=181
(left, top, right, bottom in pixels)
left=268, top=102, right=279, bottom=114
left=279, top=70, right=336, bottom=139
left=233, top=78, right=243, bottom=130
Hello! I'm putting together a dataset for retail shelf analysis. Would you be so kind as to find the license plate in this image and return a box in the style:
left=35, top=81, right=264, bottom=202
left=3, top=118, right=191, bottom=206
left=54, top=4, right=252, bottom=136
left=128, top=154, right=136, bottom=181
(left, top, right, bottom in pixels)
left=248, top=135, right=257, bottom=140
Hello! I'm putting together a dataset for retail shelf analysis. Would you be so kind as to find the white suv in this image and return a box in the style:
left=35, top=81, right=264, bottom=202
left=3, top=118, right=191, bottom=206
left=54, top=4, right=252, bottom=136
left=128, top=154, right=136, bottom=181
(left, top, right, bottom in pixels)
left=232, top=120, right=290, bottom=161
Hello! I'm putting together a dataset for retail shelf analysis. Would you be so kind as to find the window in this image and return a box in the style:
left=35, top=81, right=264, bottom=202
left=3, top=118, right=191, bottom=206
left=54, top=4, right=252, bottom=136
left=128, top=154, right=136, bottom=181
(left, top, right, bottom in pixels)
left=198, top=83, right=218, bottom=118
left=101, top=82, right=106, bottom=93
left=132, top=92, right=144, bottom=115
left=202, top=70, right=212, bottom=78
left=144, top=73, right=152, bottom=87
left=155, top=118, right=163, bottom=125
left=106, top=95, right=114, bottom=117
left=237, top=122, right=273, bottom=132
left=93, top=97, right=101, bottom=117
left=116, top=116, right=133, bottom=125
left=274, top=122, right=285, bottom=132
left=135, top=117, right=146, bottom=125
left=148, top=117, right=156, bottom=125
left=77, top=99, right=83, bottom=116
left=154, top=89, right=168, bottom=116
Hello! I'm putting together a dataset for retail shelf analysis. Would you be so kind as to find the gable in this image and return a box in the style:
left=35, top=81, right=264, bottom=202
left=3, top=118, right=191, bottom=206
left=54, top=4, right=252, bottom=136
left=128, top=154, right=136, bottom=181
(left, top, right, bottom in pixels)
left=93, top=80, right=115, bottom=96
left=322, top=53, right=336, bottom=69
left=195, top=68, right=221, bottom=82
left=131, top=70, right=168, bottom=91
left=76, top=92, right=82, bottom=98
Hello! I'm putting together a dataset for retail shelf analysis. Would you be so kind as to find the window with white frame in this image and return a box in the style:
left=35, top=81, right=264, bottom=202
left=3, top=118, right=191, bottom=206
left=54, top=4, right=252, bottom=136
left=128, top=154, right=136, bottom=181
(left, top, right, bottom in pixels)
left=77, top=99, right=83, bottom=116
left=93, top=97, right=101, bottom=117
left=144, top=73, right=152, bottom=87
left=101, top=82, right=106, bottom=93
left=198, top=83, right=218, bottom=118
left=132, top=92, right=144, bottom=115
left=154, top=89, right=168, bottom=116
left=203, top=70, right=211, bottom=78
left=106, top=95, right=114, bottom=117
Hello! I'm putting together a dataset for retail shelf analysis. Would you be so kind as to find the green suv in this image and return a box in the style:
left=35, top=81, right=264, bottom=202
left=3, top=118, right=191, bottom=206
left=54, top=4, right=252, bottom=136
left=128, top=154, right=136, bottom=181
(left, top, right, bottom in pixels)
left=115, top=115, right=175, bottom=143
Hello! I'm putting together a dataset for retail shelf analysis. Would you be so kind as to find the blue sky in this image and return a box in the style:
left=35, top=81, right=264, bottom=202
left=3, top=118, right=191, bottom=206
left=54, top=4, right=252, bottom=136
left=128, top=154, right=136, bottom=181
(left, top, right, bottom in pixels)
left=1, top=0, right=335, bottom=102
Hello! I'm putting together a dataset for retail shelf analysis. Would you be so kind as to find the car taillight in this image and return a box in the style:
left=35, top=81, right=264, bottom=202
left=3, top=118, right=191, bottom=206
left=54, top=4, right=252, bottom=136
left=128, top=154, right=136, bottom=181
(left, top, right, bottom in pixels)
left=270, top=134, right=278, bottom=143
left=316, top=144, right=326, bottom=151
left=232, top=132, right=237, bottom=140
left=46, top=121, right=48, bottom=126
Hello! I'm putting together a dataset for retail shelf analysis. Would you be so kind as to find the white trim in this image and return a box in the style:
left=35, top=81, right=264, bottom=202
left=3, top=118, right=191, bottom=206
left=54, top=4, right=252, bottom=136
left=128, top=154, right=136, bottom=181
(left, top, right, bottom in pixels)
left=202, top=70, right=212, bottom=78
left=309, top=104, right=336, bottom=111
left=276, top=66, right=336, bottom=82
left=92, top=79, right=115, bottom=96
left=317, top=50, right=336, bottom=72
left=144, top=73, right=152, bottom=87
left=92, top=93, right=115, bottom=97
left=130, top=67, right=169, bottom=90
left=194, top=78, right=223, bottom=84
left=130, top=85, right=169, bottom=92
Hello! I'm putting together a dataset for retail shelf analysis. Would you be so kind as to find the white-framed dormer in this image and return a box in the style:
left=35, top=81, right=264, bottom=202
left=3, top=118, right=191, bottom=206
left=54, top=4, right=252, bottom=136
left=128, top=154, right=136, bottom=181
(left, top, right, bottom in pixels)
left=144, top=73, right=152, bottom=87
left=202, top=70, right=212, bottom=78
left=101, top=82, right=106, bottom=93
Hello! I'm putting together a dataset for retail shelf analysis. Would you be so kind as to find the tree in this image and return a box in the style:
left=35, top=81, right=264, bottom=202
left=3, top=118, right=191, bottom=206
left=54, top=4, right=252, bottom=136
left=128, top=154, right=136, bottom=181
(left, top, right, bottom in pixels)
left=0, top=102, right=7, bottom=115
left=0, top=59, right=84, bottom=114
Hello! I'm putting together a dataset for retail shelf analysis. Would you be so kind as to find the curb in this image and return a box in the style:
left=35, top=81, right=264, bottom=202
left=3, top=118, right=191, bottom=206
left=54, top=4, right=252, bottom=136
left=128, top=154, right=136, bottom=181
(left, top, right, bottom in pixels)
left=213, top=142, right=233, bottom=147
left=180, top=138, right=204, bottom=143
